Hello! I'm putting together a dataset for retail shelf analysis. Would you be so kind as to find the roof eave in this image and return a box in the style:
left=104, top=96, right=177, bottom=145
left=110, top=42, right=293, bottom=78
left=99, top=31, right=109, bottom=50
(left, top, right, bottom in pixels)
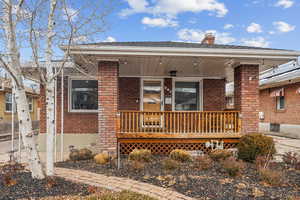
left=60, top=45, right=300, bottom=60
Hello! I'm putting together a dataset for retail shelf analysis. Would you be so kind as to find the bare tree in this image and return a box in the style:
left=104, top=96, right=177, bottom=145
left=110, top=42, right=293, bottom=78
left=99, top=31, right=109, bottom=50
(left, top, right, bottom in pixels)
left=0, top=0, right=113, bottom=178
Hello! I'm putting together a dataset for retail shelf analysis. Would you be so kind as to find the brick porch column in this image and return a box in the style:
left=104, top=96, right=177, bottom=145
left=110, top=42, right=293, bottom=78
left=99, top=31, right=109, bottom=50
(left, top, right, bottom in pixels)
left=98, top=61, right=119, bottom=153
left=234, top=64, right=259, bottom=134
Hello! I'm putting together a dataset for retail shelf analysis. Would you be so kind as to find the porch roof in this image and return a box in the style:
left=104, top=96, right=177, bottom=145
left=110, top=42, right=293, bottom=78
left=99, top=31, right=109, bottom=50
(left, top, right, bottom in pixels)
left=61, top=41, right=299, bottom=82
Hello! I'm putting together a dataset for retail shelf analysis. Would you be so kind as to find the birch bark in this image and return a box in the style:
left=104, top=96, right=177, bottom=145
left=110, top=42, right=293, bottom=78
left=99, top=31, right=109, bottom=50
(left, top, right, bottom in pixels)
left=45, top=0, right=57, bottom=176
left=2, top=0, right=45, bottom=179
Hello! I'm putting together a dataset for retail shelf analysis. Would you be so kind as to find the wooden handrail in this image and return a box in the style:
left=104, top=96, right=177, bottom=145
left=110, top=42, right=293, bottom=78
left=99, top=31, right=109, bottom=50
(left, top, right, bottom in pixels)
left=119, top=110, right=241, bottom=135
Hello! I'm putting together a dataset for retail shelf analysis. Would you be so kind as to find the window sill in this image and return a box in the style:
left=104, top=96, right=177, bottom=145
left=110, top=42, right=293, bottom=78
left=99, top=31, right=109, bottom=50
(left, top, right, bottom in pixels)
left=68, top=110, right=98, bottom=114
left=275, top=109, right=286, bottom=113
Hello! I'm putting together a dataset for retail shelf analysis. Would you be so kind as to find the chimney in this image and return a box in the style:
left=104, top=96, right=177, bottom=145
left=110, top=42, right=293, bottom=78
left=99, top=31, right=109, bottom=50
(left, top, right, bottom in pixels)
left=201, top=33, right=215, bottom=45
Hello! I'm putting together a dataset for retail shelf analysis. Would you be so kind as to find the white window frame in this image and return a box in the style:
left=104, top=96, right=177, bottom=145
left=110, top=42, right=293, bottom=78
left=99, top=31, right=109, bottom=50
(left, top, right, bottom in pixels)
left=172, top=78, right=203, bottom=111
left=5, top=92, right=13, bottom=113
left=140, top=78, right=164, bottom=111
left=68, top=77, right=98, bottom=113
left=276, top=96, right=285, bottom=110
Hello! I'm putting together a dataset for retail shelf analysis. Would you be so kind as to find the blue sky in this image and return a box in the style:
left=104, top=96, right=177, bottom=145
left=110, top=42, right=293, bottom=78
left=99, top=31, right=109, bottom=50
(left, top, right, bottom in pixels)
left=98, top=0, right=300, bottom=51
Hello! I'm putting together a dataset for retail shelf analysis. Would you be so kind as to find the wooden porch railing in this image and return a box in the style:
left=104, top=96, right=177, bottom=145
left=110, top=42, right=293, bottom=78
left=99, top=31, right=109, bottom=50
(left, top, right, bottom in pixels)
left=118, top=111, right=241, bottom=135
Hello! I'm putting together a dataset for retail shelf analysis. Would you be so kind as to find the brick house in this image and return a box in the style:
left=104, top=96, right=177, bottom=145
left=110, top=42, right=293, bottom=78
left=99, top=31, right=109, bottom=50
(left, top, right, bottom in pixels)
left=33, top=36, right=300, bottom=154
left=259, top=61, right=300, bottom=138
left=0, top=77, right=40, bottom=134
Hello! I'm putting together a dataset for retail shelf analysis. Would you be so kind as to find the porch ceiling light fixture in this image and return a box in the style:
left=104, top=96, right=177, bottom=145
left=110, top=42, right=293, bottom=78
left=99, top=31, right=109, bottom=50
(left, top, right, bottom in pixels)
left=169, top=70, right=177, bottom=77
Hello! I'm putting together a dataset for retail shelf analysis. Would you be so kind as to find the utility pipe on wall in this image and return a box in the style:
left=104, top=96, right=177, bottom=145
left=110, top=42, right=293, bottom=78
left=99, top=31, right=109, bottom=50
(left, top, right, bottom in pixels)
left=60, top=68, right=64, bottom=161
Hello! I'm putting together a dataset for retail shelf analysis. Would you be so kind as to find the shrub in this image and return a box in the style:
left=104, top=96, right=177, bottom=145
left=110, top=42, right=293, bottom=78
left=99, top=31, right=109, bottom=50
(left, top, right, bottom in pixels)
left=194, top=155, right=213, bottom=170
left=169, top=149, right=192, bottom=162
left=161, top=158, right=180, bottom=171
left=220, top=156, right=246, bottom=177
left=128, top=149, right=152, bottom=162
left=258, top=167, right=283, bottom=186
left=69, top=148, right=93, bottom=161
left=237, top=133, right=276, bottom=162
left=282, top=152, right=300, bottom=169
left=129, top=160, right=145, bottom=171
left=69, top=149, right=80, bottom=161
left=255, top=155, right=270, bottom=169
left=94, top=153, right=109, bottom=165
left=78, top=148, right=93, bottom=160
left=209, top=149, right=232, bottom=161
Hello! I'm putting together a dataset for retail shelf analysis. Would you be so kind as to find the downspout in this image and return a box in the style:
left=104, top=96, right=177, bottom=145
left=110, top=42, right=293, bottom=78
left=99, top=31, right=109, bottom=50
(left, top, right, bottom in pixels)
left=54, top=67, right=57, bottom=162
left=60, top=68, right=64, bottom=161
left=11, top=90, right=15, bottom=157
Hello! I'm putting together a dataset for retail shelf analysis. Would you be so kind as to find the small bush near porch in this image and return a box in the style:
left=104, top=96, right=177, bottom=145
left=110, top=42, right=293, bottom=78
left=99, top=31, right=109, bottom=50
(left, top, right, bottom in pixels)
left=56, top=134, right=300, bottom=200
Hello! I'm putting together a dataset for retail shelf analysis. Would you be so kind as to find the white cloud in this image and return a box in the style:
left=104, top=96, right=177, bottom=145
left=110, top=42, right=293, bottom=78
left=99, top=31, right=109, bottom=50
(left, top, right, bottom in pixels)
left=224, top=24, right=234, bottom=30
left=73, top=35, right=88, bottom=43
left=275, top=0, right=294, bottom=8
left=103, top=36, right=116, bottom=42
left=141, top=17, right=178, bottom=27
left=269, top=31, right=275, bottom=35
left=241, top=37, right=269, bottom=47
left=120, top=0, right=228, bottom=18
left=177, top=29, right=236, bottom=44
left=246, top=22, right=262, bottom=33
left=273, top=21, right=295, bottom=32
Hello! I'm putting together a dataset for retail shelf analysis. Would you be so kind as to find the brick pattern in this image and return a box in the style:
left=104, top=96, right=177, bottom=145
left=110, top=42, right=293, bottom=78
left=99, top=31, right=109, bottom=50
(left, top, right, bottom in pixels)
left=164, top=78, right=172, bottom=111
left=234, top=65, right=259, bottom=134
left=39, top=78, right=98, bottom=134
left=97, top=62, right=119, bottom=152
left=118, top=77, right=140, bottom=110
left=203, top=79, right=226, bottom=111
left=55, top=167, right=195, bottom=200
left=260, top=82, right=300, bottom=124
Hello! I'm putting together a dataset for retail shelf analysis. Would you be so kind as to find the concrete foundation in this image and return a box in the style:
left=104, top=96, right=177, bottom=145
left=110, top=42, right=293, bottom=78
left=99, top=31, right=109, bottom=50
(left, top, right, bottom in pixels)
left=259, top=122, right=300, bottom=139
left=36, top=133, right=99, bottom=153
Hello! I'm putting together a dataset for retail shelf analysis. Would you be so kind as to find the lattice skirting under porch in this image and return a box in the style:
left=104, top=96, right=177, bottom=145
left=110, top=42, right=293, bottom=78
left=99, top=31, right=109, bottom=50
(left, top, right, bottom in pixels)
left=119, top=139, right=239, bottom=155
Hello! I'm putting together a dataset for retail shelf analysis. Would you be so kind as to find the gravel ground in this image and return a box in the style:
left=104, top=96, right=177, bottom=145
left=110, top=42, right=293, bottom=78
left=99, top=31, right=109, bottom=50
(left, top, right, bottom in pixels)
left=56, top=156, right=300, bottom=200
left=0, top=172, right=91, bottom=200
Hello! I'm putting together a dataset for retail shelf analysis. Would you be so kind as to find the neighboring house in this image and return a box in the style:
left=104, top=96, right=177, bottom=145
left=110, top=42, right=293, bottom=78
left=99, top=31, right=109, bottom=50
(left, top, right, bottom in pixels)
left=226, top=61, right=300, bottom=138
left=259, top=61, right=300, bottom=138
left=24, top=34, right=300, bottom=154
left=0, top=77, right=40, bottom=134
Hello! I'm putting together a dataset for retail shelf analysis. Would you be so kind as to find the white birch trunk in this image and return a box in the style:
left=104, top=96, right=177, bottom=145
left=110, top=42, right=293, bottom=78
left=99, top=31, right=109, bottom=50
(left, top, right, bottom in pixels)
left=2, top=0, right=45, bottom=179
left=14, top=84, right=45, bottom=179
left=45, top=0, right=57, bottom=176
left=45, top=73, right=55, bottom=176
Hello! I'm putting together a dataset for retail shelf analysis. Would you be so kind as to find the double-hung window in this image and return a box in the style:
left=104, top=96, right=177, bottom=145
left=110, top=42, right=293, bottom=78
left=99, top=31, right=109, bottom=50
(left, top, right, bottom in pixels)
left=70, top=79, right=98, bottom=112
left=5, top=93, right=13, bottom=112
left=276, top=96, right=285, bottom=110
left=28, top=96, right=33, bottom=112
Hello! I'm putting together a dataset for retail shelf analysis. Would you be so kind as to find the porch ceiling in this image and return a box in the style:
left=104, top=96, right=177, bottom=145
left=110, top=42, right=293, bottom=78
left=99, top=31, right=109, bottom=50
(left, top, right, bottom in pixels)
left=72, top=54, right=292, bottom=82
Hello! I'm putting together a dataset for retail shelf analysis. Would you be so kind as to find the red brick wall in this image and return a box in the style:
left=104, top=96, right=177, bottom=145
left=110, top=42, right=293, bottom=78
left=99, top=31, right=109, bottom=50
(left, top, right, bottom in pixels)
left=164, top=78, right=172, bottom=111
left=260, top=82, right=300, bottom=125
left=97, top=61, right=119, bottom=152
left=118, top=77, right=140, bottom=110
left=39, top=84, right=46, bottom=133
left=39, top=77, right=98, bottom=134
left=234, top=65, right=259, bottom=133
left=203, top=79, right=226, bottom=111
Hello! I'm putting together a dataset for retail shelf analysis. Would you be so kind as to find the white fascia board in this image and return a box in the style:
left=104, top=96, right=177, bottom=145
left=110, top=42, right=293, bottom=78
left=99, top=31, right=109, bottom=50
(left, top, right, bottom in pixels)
left=62, top=45, right=300, bottom=60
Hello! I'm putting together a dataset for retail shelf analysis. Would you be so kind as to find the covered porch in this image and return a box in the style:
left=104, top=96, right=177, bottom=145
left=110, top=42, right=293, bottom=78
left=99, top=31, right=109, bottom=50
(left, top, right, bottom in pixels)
left=63, top=41, right=298, bottom=154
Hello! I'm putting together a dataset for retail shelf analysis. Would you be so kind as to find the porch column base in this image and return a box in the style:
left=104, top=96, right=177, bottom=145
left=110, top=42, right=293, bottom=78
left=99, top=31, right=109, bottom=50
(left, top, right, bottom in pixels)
left=97, top=61, right=119, bottom=153
left=234, top=64, right=259, bottom=134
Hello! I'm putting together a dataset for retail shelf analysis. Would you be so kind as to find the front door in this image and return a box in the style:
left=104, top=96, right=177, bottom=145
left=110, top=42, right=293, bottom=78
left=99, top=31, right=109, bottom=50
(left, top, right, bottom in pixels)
left=141, top=79, right=164, bottom=127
